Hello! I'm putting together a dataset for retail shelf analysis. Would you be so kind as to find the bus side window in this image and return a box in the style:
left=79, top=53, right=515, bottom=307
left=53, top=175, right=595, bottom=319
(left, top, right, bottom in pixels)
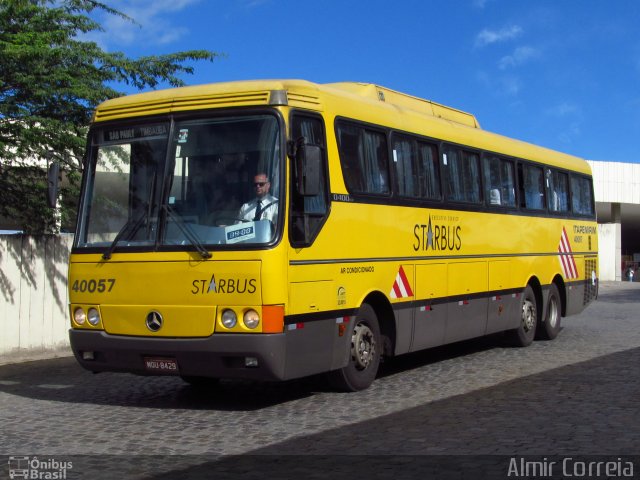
left=570, top=174, right=594, bottom=216
left=444, top=147, right=481, bottom=204
left=392, top=135, right=440, bottom=200
left=518, top=163, right=545, bottom=210
left=483, top=156, right=516, bottom=207
left=392, top=136, right=415, bottom=197
left=290, top=114, right=329, bottom=246
left=418, top=141, right=441, bottom=200
left=547, top=168, right=569, bottom=212
left=336, top=122, right=390, bottom=195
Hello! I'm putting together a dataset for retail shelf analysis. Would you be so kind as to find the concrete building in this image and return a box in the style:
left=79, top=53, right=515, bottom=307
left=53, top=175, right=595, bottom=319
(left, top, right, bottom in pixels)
left=588, top=160, right=640, bottom=282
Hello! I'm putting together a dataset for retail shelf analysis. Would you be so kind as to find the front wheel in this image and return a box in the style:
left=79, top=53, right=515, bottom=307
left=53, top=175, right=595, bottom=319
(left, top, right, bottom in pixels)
left=507, top=285, right=538, bottom=347
left=328, top=303, right=381, bottom=392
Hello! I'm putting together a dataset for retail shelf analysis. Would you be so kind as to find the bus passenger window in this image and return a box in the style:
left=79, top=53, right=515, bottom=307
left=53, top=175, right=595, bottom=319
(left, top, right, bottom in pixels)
left=570, top=175, right=594, bottom=216
left=392, top=135, right=440, bottom=200
left=519, top=164, right=545, bottom=210
left=418, top=142, right=441, bottom=200
left=444, top=147, right=481, bottom=204
left=336, top=122, right=389, bottom=195
left=483, top=156, right=515, bottom=207
left=392, top=137, right=415, bottom=197
left=547, top=169, right=569, bottom=212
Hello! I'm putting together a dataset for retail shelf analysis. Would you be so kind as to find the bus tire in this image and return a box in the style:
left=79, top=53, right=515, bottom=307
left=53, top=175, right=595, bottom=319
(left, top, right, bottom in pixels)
left=328, top=303, right=381, bottom=392
left=508, top=285, right=537, bottom=347
left=537, top=283, right=561, bottom=340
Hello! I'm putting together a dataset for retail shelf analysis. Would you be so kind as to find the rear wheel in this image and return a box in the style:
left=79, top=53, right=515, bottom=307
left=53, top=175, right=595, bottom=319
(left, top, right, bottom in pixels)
left=537, top=283, right=562, bottom=340
left=328, top=303, right=381, bottom=392
left=507, top=285, right=537, bottom=347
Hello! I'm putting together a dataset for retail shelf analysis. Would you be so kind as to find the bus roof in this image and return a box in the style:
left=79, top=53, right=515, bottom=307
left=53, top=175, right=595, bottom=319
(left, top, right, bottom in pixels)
left=93, top=79, right=590, bottom=175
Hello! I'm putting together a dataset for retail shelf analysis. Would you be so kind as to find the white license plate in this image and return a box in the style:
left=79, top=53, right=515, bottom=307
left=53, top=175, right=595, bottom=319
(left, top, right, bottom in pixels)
left=144, top=357, right=179, bottom=374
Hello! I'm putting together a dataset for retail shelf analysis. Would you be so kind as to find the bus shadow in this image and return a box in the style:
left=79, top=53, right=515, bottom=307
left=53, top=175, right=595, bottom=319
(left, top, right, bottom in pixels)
left=0, top=357, right=322, bottom=411
left=68, top=347, right=640, bottom=479
left=378, top=332, right=510, bottom=380
left=0, top=334, right=510, bottom=412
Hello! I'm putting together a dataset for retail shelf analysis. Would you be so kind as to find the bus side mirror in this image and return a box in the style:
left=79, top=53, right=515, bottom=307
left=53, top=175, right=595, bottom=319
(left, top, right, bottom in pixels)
left=47, top=161, right=60, bottom=208
left=295, top=143, right=321, bottom=196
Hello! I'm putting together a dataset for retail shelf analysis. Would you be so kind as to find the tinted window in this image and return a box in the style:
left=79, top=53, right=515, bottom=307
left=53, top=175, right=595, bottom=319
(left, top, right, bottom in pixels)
left=519, top=164, right=545, bottom=210
left=571, top=175, right=594, bottom=216
left=444, top=147, right=481, bottom=204
left=290, top=114, right=329, bottom=245
left=336, top=122, right=389, bottom=194
left=547, top=169, right=569, bottom=212
left=483, top=156, right=516, bottom=207
left=392, top=135, right=440, bottom=199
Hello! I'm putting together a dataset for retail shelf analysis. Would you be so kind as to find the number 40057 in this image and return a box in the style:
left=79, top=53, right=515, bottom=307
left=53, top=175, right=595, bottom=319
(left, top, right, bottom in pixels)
left=72, top=278, right=116, bottom=293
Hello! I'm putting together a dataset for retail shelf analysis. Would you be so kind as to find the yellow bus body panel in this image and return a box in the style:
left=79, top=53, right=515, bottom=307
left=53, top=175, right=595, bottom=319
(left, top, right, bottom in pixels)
left=69, top=252, right=263, bottom=336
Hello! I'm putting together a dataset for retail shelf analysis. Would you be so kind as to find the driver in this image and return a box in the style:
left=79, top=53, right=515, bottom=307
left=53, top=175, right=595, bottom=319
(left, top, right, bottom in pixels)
left=238, top=173, right=278, bottom=223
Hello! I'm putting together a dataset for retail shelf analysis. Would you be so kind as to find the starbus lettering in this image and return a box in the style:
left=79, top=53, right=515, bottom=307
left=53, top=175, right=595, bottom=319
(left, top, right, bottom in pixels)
left=191, top=274, right=257, bottom=294
left=413, top=215, right=462, bottom=252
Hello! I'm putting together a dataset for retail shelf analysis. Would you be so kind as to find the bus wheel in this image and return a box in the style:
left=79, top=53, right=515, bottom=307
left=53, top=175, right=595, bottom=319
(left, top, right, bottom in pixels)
left=180, top=376, right=220, bottom=389
left=328, top=303, right=381, bottom=392
left=537, top=283, right=561, bottom=340
left=508, top=285, right=537, bottom=347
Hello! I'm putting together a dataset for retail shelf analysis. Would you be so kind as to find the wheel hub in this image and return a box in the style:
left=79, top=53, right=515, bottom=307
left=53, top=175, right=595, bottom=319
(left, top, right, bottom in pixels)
left=548, top=297, right=559, bottom=328
left=522, top=299, right=536, bottom=332
left=351, top=323, right=376, bottom=370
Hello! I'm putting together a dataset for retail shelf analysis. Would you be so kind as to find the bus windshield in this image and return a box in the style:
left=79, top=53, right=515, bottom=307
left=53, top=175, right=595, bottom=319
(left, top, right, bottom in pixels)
left=76, top=114, right=282, bottom=252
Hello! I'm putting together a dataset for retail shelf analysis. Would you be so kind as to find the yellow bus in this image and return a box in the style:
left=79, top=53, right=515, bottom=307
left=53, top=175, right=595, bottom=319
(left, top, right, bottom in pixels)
left=65, top=80, right=598, bottom=391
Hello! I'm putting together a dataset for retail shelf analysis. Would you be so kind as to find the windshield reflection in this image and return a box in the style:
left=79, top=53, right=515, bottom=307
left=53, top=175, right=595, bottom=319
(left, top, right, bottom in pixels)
left=76, top=114, right=282, bottom=251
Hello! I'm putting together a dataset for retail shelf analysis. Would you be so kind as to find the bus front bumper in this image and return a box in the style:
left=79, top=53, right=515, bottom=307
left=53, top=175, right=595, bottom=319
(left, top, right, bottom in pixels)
left=69, top=329, right=290, bottom=381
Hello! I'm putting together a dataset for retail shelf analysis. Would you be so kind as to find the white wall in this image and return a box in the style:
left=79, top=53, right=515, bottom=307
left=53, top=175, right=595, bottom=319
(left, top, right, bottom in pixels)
left=598, top=223, right=621, bottom=281
left=0, top=235, right=72, bottom=356
left=588, top=160, right=640, bottom=204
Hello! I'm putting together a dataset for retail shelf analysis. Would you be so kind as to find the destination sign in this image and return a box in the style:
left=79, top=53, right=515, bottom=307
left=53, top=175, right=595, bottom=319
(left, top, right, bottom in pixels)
left=103, top=124, right=169, bottom=143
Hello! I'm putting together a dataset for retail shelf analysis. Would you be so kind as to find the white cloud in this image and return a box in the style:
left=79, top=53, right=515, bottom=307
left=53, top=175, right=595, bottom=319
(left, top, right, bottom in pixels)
left=498, top=46, right=541, bottom=69
left=476, top=71, right=522, bottom=97
left=546, top=103, right=581, bottom=117
left=557, top=122, right=581, bottom=145
left=94, top=0, right=201, bottom=48
left=475, top=25, right=523, bottom=48
left=501, top=76, right=522, bottom=96
left=244, top=0, right=270, bottom=7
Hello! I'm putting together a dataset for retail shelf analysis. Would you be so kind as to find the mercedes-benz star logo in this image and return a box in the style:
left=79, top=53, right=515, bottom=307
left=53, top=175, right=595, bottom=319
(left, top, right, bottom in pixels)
left=145, top=311, right=163, bottom=332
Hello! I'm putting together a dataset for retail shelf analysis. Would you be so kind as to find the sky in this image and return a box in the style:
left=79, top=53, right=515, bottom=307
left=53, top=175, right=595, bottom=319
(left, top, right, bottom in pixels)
left=89, top=0, right=640, bottom=163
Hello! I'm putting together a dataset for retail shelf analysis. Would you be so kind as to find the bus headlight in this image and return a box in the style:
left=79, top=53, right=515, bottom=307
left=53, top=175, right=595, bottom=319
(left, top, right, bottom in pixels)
left=221, top=309, right=237, bottom=329
left=243, top=309, right=260, bottom=329
left=74, top=308, right=86, bottom=325
left=87, top=308, right=100, bottom=326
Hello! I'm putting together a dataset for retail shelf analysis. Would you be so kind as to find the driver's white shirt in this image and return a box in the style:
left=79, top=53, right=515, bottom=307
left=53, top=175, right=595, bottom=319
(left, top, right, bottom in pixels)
left=239, top=194, right=278, bottom=223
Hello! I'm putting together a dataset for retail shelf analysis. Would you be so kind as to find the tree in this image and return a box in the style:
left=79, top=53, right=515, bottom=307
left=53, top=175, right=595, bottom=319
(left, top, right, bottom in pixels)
left=0, top=0, right=219, bottom=233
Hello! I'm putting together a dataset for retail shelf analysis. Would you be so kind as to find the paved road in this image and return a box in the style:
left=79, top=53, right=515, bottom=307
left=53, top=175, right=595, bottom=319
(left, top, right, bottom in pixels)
left=1, top=282, right=639, bottom=479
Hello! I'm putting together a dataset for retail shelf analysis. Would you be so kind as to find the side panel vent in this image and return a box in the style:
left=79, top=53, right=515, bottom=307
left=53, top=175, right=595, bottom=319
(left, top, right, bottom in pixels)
left=288, top=92, right=322, bottom=110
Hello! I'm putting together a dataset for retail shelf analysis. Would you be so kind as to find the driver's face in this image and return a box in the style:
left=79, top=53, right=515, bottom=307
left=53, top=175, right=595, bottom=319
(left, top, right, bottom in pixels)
left=254, top=174, right=270, bottom=198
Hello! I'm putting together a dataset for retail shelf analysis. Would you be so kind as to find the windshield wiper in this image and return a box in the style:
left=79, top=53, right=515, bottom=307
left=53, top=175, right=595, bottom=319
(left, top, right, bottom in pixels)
left=102, top=210, right=148, bottom=260
left=163, top=205, right=212, bottom=260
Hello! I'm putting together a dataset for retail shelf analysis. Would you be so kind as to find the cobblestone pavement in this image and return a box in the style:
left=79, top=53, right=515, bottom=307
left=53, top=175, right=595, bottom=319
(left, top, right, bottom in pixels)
left=1, top=282, right=639, bottom=479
